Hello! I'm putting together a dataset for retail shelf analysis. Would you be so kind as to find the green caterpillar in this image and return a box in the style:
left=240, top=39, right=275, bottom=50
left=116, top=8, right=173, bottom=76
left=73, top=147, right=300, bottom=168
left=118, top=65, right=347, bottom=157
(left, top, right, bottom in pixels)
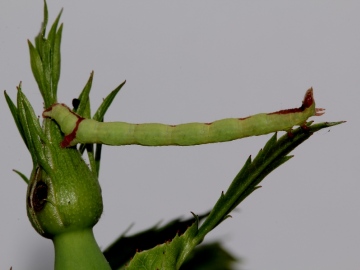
left=42, top=88, right=324, bottom=148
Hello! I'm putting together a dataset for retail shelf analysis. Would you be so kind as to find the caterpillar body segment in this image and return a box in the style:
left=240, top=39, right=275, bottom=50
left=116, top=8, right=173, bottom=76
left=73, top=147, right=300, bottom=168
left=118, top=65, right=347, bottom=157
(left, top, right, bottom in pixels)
left=42, top=88, right=323, bottom=148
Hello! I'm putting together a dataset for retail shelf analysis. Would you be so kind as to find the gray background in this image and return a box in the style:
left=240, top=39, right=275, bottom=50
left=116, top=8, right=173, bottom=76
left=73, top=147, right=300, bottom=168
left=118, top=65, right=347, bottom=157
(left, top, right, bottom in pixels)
left=0, top=1, right=357, bottom=269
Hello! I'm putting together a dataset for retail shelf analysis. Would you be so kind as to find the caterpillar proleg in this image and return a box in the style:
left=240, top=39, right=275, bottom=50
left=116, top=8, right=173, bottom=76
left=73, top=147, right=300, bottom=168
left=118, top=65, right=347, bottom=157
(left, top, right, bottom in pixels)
left=43, top=88, right=324, bottom=148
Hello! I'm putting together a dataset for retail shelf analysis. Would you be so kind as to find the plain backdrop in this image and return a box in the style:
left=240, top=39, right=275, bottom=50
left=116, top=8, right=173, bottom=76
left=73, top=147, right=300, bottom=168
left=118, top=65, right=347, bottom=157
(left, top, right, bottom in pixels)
left=0, top=1, right=357, bottom=269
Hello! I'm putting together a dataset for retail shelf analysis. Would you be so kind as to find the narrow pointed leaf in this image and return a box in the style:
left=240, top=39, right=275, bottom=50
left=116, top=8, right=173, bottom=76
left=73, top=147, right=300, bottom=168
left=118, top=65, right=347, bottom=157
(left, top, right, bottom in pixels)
left=28, top=40, right=46, bottom=98
left=47, top=8, right=63, bottom=47
left=52, top=23, right=63, bottom=97
left=4, top=90, right=27, bottom=148
left=17, top=90, right=39, bottom=167
left=34, top=0, right=47, bottom=53
left=13, top=169, right=30, bottom=184
left=74, top=71, right=94, bottom=118
left=93, top=80, right=126, bottom=121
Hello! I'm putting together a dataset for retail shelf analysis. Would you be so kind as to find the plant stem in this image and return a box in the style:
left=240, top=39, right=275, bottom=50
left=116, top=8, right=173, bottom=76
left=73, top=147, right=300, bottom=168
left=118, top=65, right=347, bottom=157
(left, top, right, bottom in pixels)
left=53, top=229, right=111, bottom=270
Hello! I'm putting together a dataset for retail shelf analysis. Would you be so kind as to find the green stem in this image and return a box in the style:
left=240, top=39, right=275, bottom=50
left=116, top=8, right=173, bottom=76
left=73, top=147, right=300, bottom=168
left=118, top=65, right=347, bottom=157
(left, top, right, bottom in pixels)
left=53, top=229, right=111, bottom=270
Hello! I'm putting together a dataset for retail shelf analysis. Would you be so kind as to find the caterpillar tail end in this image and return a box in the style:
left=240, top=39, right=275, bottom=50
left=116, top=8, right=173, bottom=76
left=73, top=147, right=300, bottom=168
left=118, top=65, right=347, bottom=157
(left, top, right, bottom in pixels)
left=303, top=88, right=325, bottom=116
left=315, top=108, right=325, bottom=116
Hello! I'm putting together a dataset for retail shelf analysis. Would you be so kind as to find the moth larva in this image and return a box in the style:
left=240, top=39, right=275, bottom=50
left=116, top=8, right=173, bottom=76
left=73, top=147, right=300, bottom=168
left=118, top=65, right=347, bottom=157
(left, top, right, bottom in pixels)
left=43, top=88, right=324, bottom=148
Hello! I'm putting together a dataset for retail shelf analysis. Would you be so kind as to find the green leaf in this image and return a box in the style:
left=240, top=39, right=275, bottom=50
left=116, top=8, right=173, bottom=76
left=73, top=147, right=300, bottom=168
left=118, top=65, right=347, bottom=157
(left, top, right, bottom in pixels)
left=13, top=169, right=30, bottom=184
left=103, top=212, right=208, bottom=269
left=28, top=40, right=46, bottom=100
left=180, top=242, right=239, bottom=270
left=125, top=216, right=200, bottom=270
left=4, top=88, right=28, bottom=149
left=16, top=87, right=39, bottom=167
left=74, top=71, right=94, bottom=118
left=52, top=23, right=63, bottom=97
left=195, top=121, right=345, bottom=243
left=16, top=88, right=50, bottom=171
left=92, top=80, right=126, bottom=122
left=30, top=2, right=63, bottom=107
left=47, top=9, right=63, bottom=98
left=74, top=73, right=96, bottom=173
left=34, top=0, right=48, bottom=54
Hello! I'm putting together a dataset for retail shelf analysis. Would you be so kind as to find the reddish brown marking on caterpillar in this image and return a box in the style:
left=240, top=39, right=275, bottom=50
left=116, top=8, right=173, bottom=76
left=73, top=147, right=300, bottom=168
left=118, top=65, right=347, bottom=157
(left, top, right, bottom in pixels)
left=268, top=107, right=305, bottom=115
left=268, top=88, right=314, bottom=115
left=42, top=104, right=55, bottom=116
left=238, top=116, right=250, bottom=120
left=61, top=117, right=85, bottom=148
left=301, top=88, right=314, bottom=109
left=205, top=122, right=212, bottom=125
left=43, top=103, right=86, bottom=147
left=43, top=103, right=72, bottom=117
